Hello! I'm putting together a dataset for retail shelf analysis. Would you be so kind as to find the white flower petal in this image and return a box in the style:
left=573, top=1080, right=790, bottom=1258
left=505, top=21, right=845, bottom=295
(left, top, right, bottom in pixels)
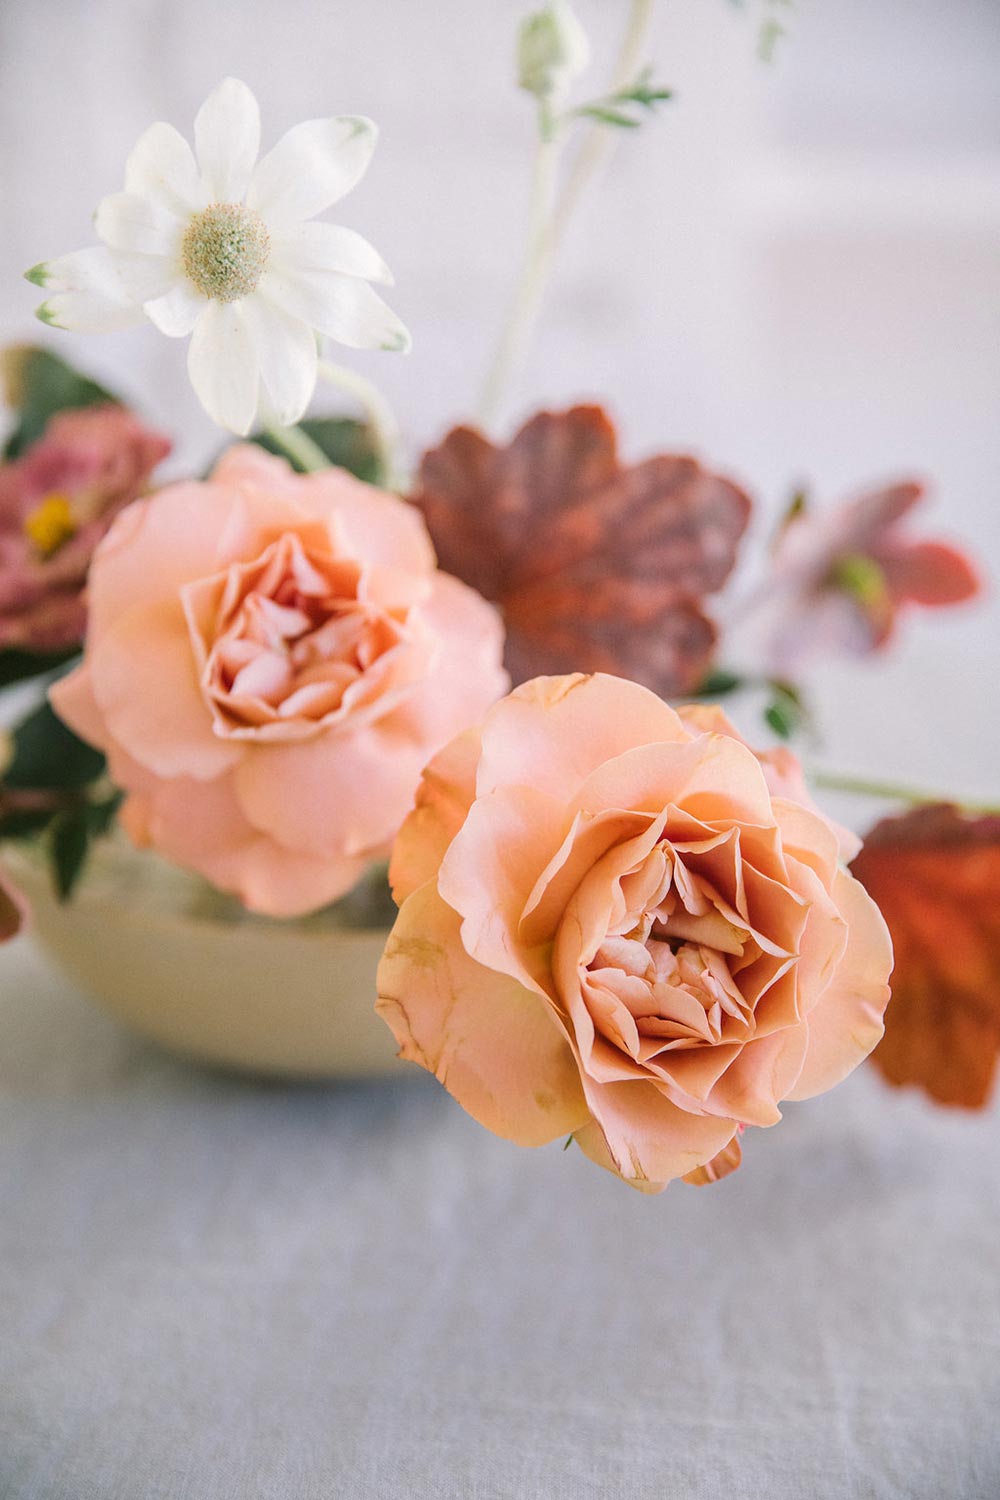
left=243, top=296, right=318, bottom=427
left=260, top=267, right=411, bottom=353
left=194, top=78, right=261, bottom=203
left=95, top=191, right=183, bottom=257
left=247, top=116, right=377, bottom=225
left=144, top=280, right=207, bottom=337
left=37, top=289, right=145, bottom=334
left=28, top=244, right=176, bottom=331
left=271, top=221, right=394, bottom=285
left=187, top=301, right=260, bottom=434
left=125, top=121, right=206, bottom=217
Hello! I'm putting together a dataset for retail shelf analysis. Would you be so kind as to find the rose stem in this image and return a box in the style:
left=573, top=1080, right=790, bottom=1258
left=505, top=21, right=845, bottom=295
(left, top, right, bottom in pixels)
left=810, top=769, right=1000, bottom=818
left=476, top=0, right=657, bottom=431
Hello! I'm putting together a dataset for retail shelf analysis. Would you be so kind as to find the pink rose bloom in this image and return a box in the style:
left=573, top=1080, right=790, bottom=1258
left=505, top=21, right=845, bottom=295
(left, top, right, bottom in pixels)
left=0, top=866, right=26, bottom=942
left=0, top=404, right=171, bottom=650
left=52, top=446, right=508, bottom=916
left=378, top=674, right=892, bottom=1192
left=765, top=480, right=981, bottom=671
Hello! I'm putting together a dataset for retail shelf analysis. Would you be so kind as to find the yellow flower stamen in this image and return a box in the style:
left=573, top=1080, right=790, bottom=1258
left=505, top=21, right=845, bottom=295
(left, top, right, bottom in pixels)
left=24, top=493, right=77, bottom=557
left=829, top=552, right=888, bottom=607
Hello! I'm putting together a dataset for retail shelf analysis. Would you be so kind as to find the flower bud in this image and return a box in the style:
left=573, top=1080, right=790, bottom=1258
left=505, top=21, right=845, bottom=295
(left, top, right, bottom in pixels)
left=517, top=0, right=590, bottom=105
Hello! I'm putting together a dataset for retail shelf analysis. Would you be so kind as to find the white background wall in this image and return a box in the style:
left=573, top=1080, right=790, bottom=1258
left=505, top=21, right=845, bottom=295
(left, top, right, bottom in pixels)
left=1, top=0, right=997, bottom=803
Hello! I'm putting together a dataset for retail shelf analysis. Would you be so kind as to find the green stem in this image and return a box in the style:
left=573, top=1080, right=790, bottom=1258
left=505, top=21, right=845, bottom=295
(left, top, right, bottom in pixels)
left=476, top=0, right=657, bottom=431
left=552, top=0, right=655, bottom=241
left=262, top=421, right=329, bottom=474
left=810, top=769, right=1000, bottom=818
left=316, top=359, right=402, bottom=490
left=477, top=114, right=562, bottom=430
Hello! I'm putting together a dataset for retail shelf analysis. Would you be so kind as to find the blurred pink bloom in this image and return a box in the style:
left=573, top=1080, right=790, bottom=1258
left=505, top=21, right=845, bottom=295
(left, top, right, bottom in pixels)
left=0, top=404, right=171, bottom=652
left=0, top=866, right=25, bottom=941
left=765, top=481, right=981, bottom=671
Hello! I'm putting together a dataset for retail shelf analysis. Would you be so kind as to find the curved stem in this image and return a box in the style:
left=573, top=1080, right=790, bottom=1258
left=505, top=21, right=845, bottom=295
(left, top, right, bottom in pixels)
left=552, top=0, right=655, bottom=241
left=261, top=421, right=329, bottom=475
left=316, top=359, right=402, bottom=490
left=476, top=0, right=657, bottom=431
left=810, top=769, right=1000, bottom=818
left=477, top=124, right=562, bottom=431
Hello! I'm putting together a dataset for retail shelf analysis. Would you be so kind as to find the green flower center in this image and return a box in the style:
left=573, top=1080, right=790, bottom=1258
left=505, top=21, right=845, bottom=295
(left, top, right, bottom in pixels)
left=181, top=203, right=270, bottom=304
left=828, top=552, right=888, bottom=607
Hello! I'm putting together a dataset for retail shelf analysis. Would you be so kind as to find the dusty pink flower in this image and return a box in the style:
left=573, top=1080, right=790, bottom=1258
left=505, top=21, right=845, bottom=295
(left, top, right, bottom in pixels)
left=0, top=404, right=171, bottom=651
left=765, top=481, right=981, bottom=670
left=0, top=866, right=25, bottom=942
left=378, top=674, right=892, bottom=1192
left=52, top=446, right=508, bottom=916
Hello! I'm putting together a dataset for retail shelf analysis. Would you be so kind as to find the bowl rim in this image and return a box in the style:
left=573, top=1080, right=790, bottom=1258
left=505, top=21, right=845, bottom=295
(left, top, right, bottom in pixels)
left=5, top=841, right=395, bottom=947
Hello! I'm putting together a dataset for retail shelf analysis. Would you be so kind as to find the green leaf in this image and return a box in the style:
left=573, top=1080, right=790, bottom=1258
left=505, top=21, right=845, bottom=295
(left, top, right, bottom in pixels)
left=252, top=417, right=382, bottom=485
left=87, top=792, right=122, bottom=837
left=618, top=81, right=673, bottom=108
left=2, top=346, right=119, bottom=460
left=575, top=71, right=673, bottom=131
left=48, top=808, right=91, bottom=901
left=696, top=669, right=744, bottom=697
left=0, top=805, right=56, bottom=840
left=767, top=677, right=805, bottom=710
left=5, top=698, right=105, bottom=790
left=0, top=646, right=80, bottom=691
left=764, top=701, right=796, bottom=739
left=579, top=105, right=642, bottom=129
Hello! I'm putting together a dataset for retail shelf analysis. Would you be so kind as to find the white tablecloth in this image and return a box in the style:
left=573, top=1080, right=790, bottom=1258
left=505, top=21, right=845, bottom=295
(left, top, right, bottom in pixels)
left=1, top=938, right=998, bottom=1500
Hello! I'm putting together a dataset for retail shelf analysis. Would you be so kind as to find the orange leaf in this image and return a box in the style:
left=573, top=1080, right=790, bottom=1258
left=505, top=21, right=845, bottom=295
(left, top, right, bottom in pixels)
left=851, top=804, right=1000, bottom=1109
left=411, top=406, right=752, bottom=698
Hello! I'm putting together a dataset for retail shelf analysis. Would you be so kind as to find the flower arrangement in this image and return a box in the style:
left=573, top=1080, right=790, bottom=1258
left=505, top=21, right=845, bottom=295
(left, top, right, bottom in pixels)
left=1, top=3, right=994, bottom=1192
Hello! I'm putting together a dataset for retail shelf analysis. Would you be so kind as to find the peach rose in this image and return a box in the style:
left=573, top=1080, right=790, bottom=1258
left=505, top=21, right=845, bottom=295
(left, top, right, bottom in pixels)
left=52, top=446, right=508, bottom=916
left=377, top=674, right=892, bottom=1192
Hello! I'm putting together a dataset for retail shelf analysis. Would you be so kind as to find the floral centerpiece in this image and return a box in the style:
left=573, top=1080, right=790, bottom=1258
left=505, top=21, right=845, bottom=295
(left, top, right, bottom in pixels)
left=1, top=2, right=995, bottom=1191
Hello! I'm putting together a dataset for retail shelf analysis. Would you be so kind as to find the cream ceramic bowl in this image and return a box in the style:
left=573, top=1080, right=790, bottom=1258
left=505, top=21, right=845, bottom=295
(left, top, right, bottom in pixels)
left=10, top=841, right=403, bottom=1078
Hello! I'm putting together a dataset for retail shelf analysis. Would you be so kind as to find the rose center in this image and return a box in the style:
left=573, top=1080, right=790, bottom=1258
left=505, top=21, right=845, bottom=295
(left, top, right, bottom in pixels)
left=195, top=536, right=410, bottom=734
left=181, top=204, right=271, bottom=304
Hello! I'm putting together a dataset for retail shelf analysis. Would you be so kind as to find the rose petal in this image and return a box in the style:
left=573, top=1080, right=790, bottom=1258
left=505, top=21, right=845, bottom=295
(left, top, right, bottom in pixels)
left=378, top=880, right=588, bottom=1147
left=90, top=597, right=239, bottom=780
left=475, top=672, right=688, bottom=802
left=786, top=869, right=892, bottom=1100
left=389, top=726, right=483, bottom=906
left=575, top=1077, right=739, bottom=1192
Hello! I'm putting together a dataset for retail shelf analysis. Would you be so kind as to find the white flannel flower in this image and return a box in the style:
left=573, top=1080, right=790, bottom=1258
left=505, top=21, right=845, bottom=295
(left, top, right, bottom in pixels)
left=27, top=78, right=410, bottom=435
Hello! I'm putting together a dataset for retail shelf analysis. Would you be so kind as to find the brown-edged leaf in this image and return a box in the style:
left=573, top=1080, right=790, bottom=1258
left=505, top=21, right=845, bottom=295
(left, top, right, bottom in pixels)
left=412, top=406, right=752, bottom=697
left=851, top=804, right=1000, bottom=1109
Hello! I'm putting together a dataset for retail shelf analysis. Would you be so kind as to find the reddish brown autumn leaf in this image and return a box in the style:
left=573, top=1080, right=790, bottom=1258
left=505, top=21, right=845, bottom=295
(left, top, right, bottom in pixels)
left=851, top=804, right=1000, bottom=1109
left=411, top=406, right=752, bottom=697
